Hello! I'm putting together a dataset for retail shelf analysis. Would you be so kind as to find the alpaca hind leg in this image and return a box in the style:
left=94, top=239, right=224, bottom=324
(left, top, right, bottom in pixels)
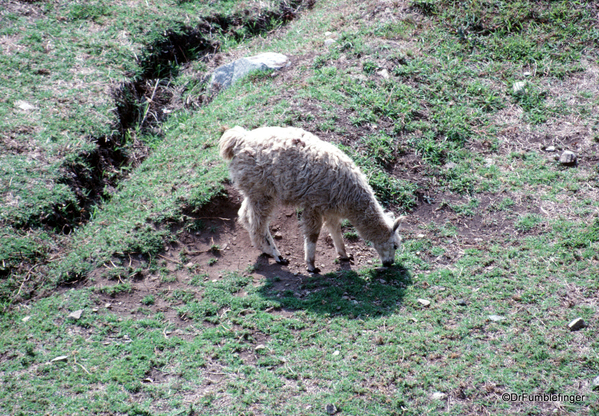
left=325, top=217, right=349, bottom=260
left=301, top=209, right=323, bottom=273
left=243, top=197, right=287, bottom=264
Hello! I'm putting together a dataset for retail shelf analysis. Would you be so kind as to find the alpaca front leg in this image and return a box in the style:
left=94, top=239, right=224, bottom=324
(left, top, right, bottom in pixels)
left=326, top=217, right=349, bottom=260
left=302, top=210, right=323, bottom=273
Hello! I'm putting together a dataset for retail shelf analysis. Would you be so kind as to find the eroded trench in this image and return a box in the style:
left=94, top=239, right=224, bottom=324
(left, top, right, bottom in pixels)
left=54, top=0, right=316, bottom=233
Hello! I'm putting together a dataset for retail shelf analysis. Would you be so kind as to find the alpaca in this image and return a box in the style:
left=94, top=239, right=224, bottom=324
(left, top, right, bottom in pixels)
left=219, top=126, right=402, bottom=273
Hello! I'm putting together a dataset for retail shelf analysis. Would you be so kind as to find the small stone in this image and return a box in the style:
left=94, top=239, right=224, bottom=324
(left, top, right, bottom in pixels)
left=104, top=303, right=112, bottom=309
left=324, top=39, right=336, bottom=47
left=444, top=162, right=458, bottom=170
left=22, top=316, right=31, bottom=322
left=324, top=31, right=333, bottom=37
left=512, top=294, right=522, bottom=301
left=456, top=299, right=468, bottom=306
left=523, top=71, right=532, bottom=77
left=255, top=344, right=266, bottom=351
left=274, top=232, right=283, bottom=240
left=568, top=317, right=585, bottom=331
left=51, top=355, right=68, bottom=363
left=513, top=81, right=527, bottom=95
left=559, top=151, right=577, bottom=166
left=68, top=310, right=83, bottom=320
left=332, top=350, right=340, bottom=356
left=185, top=262, right=194, bottom=268
left=15, top=100, right=36, bottom=111
left=431, top=392, right=447, bottom=400
left=417, top=299, right=431, bottom=307
left=325, top=403, right=338, bottom=415
left=545, top=145, right=556, bottom=152
left=377, top=68, right=390, bottom=79
left=592, top=376, right=599, bottom=391
left=488, top=315, right=505, bottom=322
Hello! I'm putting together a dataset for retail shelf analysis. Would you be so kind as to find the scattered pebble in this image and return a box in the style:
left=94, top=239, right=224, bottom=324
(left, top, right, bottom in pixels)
left=104, top=303, right=112, bottom=309
left=377, top=68, right=390, bottom=79
left=488, top=315, right=505, bottom=322
left=559, top=151, right=577, bottom=166
left=568, top=317, right=585, bottom=331
left=51, top=355, right=68, bottom=363
left=592, top=376, right=599, bottom=391
left=417, top=299, right=431, bottom=307
left=255, top=345, right=266, bottom=351
left=15, top=100, right=36, bottom=111
left=324, top=39, right=336, bottom=47
left=545, top=145, right=556, bottom=152
left=332, top=350, right=340, bottom=356
left=456, top=299, right=468, bottom=306
left=68, top=310, right=83, bottom=320
left=513, top=81, right=527, bottom=95
left=431, top=392, right=447, bottom=400
left=325, top=403, right=338, bottom=415
left=444, top=162, right=458, bottom=170
left=185, top=262, right=194, bottom=268
left=274, top=232, right=283, bottom=240
left=22, top=316, right=31, bottom=322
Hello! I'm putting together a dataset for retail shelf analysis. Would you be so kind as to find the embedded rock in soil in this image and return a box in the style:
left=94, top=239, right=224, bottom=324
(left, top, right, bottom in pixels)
left=209, top=52, right=290, bottom=91
left=559, top=150, right=577, bottom=166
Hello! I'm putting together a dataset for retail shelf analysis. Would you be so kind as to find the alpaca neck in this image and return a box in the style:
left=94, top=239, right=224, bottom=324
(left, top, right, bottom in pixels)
left=346, top=196, right=390, bottom=243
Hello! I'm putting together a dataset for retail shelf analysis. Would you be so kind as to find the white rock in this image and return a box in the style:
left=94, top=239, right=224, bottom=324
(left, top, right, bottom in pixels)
left=68, top=310, right=83, bottom=320
left=51, top=355, right=68, bottom=363
left=488, top=315, right=505, bottom=322
left=431, top=392, right=447, bottom=400
left=513, top=81, right=527, bottom=95
left=545, top=146, right=556, bottom=152
left=332, top=350, right=340, bottom=356
left=417, top=299, right=431, bottom=307
left=15, top=100, right=36, bottom=111
left=592, top=375, right=599, bottom=391
left=377, top=68, right=390, bottom=79
left=324, top=39, right=336, bottom=47
left=22, top=316, right=31, bottom=322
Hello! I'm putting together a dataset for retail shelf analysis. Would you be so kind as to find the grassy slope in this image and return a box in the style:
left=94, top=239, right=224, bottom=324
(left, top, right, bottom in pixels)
left=1, top=0, right=599, bottom=415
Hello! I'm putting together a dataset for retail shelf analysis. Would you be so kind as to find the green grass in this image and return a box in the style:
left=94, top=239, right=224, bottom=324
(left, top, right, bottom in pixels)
left=2, top=0, right=599, bottom=414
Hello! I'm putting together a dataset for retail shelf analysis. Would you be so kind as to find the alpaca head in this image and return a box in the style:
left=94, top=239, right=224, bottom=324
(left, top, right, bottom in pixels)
left=372, top=216, right=402, bottom=267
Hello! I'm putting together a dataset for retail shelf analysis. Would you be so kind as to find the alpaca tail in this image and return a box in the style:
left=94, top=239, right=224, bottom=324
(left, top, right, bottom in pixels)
left=219, top=126, right=247, bottom=161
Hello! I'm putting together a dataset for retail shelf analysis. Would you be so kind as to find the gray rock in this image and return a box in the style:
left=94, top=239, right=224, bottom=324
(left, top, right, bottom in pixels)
left=592, top=375, right=599, bottom=391
left=456, top=299, right=468, bottom=306
left=324, top=39, right=336, bottom=47
left=209, top=52, right=289, bottom=91
left=417, top=298, right=431, bottom=307
left=325, top=404, right=338, bottom=415
left=488, top=315, right=505, bottom=322
left=559, top=151, right=577, bottom=166
left=568, top=317, right=585, bottom=331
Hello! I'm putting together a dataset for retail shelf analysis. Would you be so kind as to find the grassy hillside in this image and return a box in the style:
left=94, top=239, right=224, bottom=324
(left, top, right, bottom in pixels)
left=1, top=0, right=598, bottom=415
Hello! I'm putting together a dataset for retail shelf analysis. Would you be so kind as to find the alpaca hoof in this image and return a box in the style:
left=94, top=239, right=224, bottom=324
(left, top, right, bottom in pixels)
left=276, top=257, right=289, bottom=265
left=339, top=254, right=354, bottom=262
left=307, top=267, right=321, bottom=274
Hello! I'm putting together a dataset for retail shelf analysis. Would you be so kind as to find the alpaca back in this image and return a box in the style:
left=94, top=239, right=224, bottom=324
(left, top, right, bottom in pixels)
left=222, top=126, right=374, bottom=215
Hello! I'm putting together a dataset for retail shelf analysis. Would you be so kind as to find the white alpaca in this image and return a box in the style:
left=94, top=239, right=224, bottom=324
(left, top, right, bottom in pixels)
left=219, top=126, right=402, bottom=273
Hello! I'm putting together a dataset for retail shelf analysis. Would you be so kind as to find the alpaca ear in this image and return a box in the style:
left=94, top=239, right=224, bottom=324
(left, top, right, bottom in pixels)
left=393, top=217, right=402, bottom=232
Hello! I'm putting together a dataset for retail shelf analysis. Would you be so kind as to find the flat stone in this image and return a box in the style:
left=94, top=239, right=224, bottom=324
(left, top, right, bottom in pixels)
left=417, top=299, right=431, bottom=307
left=68, top=309, right=83, bottom=320
left=488, top=315, right=505, bottom=322
left=545, top=145, right=556, bottom=152
left=209, top=52, right=289, bottom=91
left=568, top=317, right=585, bottom=331
left=431, top=392, right=447, bottom=400
left=15, top=100, right=36, bottom=111
left=51, top=355, right=68, bottom=363
left=324, top=39, right=336, bottom=47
